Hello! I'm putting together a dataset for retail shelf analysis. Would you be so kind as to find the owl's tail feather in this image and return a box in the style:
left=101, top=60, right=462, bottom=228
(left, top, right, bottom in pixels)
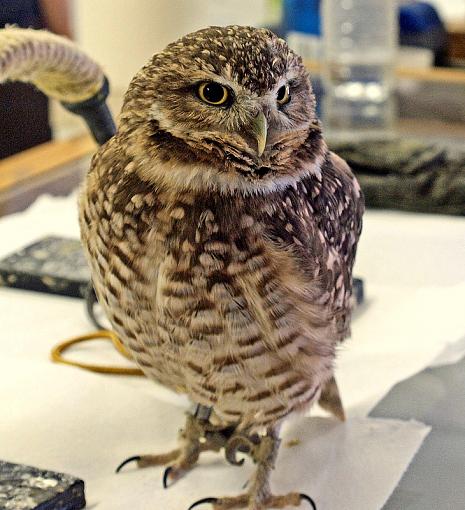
left=0, top=27, right=116, bottom=145
left=318, top=376, right=346, bottom=421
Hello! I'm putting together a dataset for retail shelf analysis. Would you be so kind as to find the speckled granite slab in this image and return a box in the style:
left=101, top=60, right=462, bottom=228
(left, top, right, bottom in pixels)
left=0, top=461, right=85, bottom=510
left=0, top=236, right=90, bottom=298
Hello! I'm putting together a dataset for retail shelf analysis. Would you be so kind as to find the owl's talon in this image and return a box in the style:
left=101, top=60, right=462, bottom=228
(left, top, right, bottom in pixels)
left=162, top=466, right=172, bottom=489
left=225, top=446, right=245, bottom=466
left=187, top=492, right=315, bottom=509
left=187, top=497, right=218, bottom=510
left=162, top=464, right=191, bottom=488
left=225, top=435, right=256, bottom=466
left=115, top=455, right=141, bottom=473
left=300, top=493, right=317, bottom=509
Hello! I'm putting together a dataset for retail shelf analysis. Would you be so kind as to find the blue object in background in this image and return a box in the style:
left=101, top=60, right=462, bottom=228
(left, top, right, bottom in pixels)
left=399, top=2, right=447, bottom=65
left=283, top=0, right=321, bottom=36
left=399, top=1, right=443, bottom=33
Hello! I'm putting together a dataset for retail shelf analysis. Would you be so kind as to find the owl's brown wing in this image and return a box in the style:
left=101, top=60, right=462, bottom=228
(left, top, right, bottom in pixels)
left=261, top=150, right=364, bottom=342
left=321, top=151, right=364, bottom=271
left=321, top=151, right=364, bottom=340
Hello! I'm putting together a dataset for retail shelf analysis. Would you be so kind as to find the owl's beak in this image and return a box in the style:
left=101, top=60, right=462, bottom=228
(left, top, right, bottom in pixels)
left=250, top=111, right=268, bottom=158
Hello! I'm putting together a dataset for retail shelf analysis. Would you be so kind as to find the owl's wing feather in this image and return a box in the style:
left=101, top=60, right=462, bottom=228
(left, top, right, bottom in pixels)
left=261, top=149, right=364, bottom=342
left=324, top=151, right=364, bottom=272
left=323, top=151, right=364, bottom=340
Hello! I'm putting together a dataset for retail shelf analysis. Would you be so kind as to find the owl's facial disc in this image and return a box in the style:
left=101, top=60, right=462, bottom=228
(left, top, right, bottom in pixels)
left=187, top=76, right=308, bottom=160
left=148, top=73, right=317, bottom=180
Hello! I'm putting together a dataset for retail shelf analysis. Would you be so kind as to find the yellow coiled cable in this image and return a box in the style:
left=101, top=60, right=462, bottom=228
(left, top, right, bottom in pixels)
left=51, top=330, right=144, bottom=376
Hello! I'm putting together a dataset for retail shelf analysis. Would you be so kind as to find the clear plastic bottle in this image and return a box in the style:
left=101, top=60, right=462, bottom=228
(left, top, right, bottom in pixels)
left=322, top=0, right=398, bottom=140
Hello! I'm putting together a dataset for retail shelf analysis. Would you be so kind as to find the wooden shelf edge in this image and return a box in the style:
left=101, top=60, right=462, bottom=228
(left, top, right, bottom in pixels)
left=304, top=59, right=465, bottom=85
left=0, top=135, right=97, bottom=193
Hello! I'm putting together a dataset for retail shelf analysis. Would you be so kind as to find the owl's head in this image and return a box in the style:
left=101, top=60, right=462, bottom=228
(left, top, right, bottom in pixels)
left=120, top=25, right=325, bottom=194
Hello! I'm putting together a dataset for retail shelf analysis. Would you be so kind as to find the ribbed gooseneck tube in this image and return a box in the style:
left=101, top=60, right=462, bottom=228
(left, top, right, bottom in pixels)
left=0, top=27, right=104, bottom=103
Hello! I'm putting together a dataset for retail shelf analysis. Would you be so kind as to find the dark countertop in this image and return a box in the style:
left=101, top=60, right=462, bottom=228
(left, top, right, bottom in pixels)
left=371, top=355, right=465, bottom=509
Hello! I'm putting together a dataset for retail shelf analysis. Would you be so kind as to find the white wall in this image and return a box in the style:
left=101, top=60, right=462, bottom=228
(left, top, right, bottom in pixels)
left=428, top=0, right=465, bottom=24
left=74, top=0, right=267, bottom=93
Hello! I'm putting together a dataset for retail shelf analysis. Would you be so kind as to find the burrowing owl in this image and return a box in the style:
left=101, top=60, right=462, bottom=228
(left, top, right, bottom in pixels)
left=79, top=25, right=364, bottom=510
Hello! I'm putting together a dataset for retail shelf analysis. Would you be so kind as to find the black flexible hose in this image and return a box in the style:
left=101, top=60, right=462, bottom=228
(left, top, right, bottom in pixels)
left=61, top=76, right=116, bottom=145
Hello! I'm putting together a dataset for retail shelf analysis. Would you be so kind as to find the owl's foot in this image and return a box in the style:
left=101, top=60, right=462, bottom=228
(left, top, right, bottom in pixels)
left=116, top=409, right=230, bottom=487
left=188, top=427, right=317, bottom=510
left=188, top=492, right=316, bottom=509
left=116, top=450, right=180, bottom=473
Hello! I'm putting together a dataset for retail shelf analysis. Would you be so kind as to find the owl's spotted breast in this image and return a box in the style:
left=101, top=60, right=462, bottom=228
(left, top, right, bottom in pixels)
left=79, top=138, right=362, bottom=430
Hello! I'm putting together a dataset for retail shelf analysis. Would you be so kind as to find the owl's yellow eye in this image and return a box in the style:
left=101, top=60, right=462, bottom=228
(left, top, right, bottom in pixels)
left=197, top=82, right=229, bottom=106
left=276, top=84, right=291, bottom=106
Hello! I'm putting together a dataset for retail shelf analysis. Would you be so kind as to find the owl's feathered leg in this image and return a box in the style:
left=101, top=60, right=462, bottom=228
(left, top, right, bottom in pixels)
left=116, top=406, right=227, bottom=487
left=188, top=425, right=316, bottom=510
